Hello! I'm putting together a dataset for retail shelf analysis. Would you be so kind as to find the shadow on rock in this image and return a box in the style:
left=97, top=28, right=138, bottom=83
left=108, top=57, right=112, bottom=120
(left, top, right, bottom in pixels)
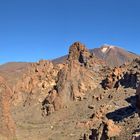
left=106, top=95, right=137, bottom=122
left=89, top=123, right=109, bottom=140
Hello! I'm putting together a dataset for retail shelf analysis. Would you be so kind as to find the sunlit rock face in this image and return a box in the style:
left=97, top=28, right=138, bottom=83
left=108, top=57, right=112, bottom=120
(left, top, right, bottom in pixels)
left=12, top=60, right=63, bottom=106
left=42, top=42, right=105, bottom=115
left=102, top=58, right=140, bottom=90
left=0, top=76, right=16, bottom=139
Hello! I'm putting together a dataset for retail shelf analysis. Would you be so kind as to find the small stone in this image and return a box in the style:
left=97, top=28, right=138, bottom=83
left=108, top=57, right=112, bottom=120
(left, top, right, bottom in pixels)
left=88, top=105, right=94, bottom=109
left=108, top=95, right=113, bottom=99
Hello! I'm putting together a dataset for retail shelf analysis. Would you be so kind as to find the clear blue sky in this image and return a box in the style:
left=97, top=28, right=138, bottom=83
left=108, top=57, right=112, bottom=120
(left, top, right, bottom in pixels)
left=0, top=0, right=140, bottom=64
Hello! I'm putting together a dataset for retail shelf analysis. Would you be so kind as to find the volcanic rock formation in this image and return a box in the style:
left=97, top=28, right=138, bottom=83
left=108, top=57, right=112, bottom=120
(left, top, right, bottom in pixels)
left=12, top=60, right=62, bottom=106
left=0, top=76, right=15, bottom=139
left=42, top=42, right=105, bottom=115
left=102, top=58, right=140, bottom=90
left=53, top=44, right=139, bottom=67
left=0, top=41, right=139, bottom=140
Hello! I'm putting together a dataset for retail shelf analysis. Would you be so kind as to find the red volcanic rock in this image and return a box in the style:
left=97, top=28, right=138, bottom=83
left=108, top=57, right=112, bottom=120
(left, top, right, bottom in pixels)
left=12, top=60, right=62, bottom=106
left=68, top=42, right=106, bottom=68
left=68, top=42, right=91, bottom=64
left=43, top=60, right=98, bottom=115
left=105, top=120, right=121, bottom=138
left=0, top=76, right=16, bottom=139
left=102, top=67, right=125, bottom=89
left=42, top=42, right=103, bottom=115
left=102, top=58, right=140, bottom=90
left=11, top=42, right=105, bottom=116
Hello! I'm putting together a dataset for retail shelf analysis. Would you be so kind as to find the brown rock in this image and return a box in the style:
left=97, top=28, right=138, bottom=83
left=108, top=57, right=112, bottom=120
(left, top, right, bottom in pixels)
left=105, top=120, right=121, bottom=138
left=102, top=59, right=140, bottom=90
left=12, top=60, right=61, bottom=106
left=42, top=42, right=103, bottom=114
left=68, top=42, right=91, bottom=64
left=0, top=76, right=16, bottom=139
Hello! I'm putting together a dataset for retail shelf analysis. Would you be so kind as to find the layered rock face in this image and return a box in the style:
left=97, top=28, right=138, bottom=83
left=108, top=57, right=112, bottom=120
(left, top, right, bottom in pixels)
left=12, top=60, right=62, bottom=106
left=42, top=42, right=105, bottom=115
left=68, top=42, right=91, bottom=63
left=0, top=76, right=15, bottom=139
left=102, top=58, right=140, bottom=90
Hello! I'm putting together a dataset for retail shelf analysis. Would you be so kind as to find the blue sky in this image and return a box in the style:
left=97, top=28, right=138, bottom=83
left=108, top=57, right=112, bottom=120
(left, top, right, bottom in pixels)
left=0, top=0, right=140, bottom=64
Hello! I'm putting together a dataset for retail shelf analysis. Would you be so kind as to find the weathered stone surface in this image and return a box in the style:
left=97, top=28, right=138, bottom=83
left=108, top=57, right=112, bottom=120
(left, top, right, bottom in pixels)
left=105, top=120, right=121, bottom=138
left=88, top=120, right=121, bottom=140
left=102, top=58, right=140, bottom=90
left=42, top=42, right=104, bottom=115
left=0, top=76, right=16, bottom=139
left=68, top=42, right=91, bottom=64
left=12, top=60, right=62, bottom=106
left=42, top=60, right=99, bottom=115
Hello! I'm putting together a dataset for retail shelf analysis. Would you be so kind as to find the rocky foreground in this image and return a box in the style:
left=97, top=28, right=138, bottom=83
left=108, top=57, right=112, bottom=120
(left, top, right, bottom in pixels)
left=0, top=42, right=140, bottom=140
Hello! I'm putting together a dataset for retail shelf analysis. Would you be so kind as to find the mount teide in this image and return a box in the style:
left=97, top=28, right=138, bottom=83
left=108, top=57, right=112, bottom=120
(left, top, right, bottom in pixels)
left=91, top=44, right=139, bottom=67
left=0, top=42, right=140, bottom=140
left=53, top=44, right=139, bottom=67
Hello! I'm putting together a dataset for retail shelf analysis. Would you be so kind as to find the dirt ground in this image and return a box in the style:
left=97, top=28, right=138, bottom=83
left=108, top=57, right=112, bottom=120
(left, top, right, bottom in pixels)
left=11, top=86, right=140, bottom=140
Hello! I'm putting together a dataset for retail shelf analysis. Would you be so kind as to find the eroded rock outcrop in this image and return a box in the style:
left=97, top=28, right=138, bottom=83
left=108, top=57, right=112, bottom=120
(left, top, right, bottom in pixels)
left=68, top=42, right=91, bottom=64
left=88, top=120, right=121, bottom=140
left=12, top=60, right=62, bottom=106
left=102, top=66, right=127, bottom=89
left=42, top=42, right=105, bottom=115
left=0, top=76, right=15, bottom=139
left=102, top=58, right=140, bottom=90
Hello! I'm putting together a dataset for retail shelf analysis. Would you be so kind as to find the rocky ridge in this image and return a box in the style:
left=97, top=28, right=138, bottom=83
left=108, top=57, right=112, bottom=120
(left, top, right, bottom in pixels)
left=42, top=42, right=106, bottom=115
left=102, top=58, right=140, bottom=90
left=0, top=42, right=140, bottom=140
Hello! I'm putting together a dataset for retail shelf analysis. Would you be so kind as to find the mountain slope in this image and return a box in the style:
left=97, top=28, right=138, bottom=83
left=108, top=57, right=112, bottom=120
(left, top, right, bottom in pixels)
left=91, top=44, right=139, bottom=67
left=0, top=62, right=30, bottom=87
left=0, top=42, right=140, bottom=140
left=53, top=44, right=139, bottom=67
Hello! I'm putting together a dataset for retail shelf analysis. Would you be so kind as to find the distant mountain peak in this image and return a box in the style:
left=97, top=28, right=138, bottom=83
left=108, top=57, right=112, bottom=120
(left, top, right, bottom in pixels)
left=91, top=44, right=139, bottom=67
left=100, top=44, right=115, bottom=53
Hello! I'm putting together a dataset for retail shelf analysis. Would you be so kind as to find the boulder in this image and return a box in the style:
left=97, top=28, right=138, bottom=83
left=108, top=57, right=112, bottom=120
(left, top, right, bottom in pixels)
left=105, top=120, right=121, bottom=138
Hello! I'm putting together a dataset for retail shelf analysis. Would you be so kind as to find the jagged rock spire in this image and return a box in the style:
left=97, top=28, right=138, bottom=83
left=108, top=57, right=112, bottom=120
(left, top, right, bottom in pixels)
left=68, top=42, right=91, bottom=64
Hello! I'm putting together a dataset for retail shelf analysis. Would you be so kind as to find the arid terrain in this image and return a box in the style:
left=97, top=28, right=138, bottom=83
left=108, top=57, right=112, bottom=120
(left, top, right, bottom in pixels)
left=0, top=42, right=140, bottom=140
